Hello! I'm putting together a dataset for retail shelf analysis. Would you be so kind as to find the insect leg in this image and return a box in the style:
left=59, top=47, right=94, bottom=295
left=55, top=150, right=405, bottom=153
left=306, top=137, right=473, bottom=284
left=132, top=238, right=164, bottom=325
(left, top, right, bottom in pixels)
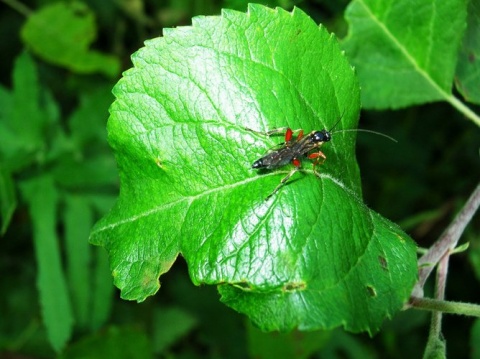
left=245, top=127, right=290, bottom=137
left=308, top=151, right=327, bottom=175
left=265, top=158, right=302, bottom=200
left=245, top=127, right=303, bottom=138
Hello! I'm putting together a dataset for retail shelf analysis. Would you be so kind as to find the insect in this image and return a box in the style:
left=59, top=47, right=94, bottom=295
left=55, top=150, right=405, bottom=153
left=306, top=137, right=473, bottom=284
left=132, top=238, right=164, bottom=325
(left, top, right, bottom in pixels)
left=247, top=121, right=395, bottom=200
left=247, top=125, right=333, bottom=200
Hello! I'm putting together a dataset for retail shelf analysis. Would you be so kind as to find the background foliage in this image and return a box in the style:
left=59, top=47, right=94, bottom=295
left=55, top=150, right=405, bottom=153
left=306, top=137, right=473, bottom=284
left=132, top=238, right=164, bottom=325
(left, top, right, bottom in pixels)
left=0, top=0, right=479, bottom=358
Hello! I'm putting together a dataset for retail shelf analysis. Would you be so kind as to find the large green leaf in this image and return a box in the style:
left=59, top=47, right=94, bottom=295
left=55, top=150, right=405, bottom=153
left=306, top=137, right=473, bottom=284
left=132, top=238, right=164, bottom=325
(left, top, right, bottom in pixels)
left=342, top=0, right=467, bottom=109
left=90, top=4, right=417, bottom=333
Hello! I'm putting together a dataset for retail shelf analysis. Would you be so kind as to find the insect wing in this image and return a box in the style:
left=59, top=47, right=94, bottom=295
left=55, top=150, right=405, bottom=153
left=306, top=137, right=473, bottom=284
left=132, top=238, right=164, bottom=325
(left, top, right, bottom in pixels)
left=252, top=146, right=295, bottom=170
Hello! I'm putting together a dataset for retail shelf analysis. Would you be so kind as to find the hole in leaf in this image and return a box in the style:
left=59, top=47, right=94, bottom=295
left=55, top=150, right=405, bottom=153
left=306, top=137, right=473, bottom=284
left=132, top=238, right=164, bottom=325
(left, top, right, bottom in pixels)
left=366, top=285, right=377, bottom=297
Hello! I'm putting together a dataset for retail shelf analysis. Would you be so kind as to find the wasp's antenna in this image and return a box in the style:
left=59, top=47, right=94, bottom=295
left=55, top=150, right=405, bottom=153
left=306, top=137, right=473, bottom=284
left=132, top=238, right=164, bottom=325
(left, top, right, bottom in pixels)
left=328, top=108, right=347, bottom=132
left=332, top=128, right=398, bottom=143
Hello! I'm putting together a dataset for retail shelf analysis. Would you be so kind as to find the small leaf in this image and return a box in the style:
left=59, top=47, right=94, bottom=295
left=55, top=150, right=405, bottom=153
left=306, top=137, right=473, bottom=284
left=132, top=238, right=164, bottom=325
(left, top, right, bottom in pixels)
left=20, top=176, right=73, bottom=352
left=451, top=242, right=469, bottom=254
left=455, top=0, right=480, bottom=104
left=21, top=2, right=120, bottom=78
left=91, top=4, right=417, bottom=333
left=343, top=0, right=467, bottom=109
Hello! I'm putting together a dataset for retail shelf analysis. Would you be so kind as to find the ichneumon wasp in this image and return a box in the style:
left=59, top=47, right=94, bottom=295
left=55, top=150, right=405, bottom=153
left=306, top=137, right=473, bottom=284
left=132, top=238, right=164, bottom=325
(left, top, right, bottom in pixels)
left=247, top=118, right=395, bottom=200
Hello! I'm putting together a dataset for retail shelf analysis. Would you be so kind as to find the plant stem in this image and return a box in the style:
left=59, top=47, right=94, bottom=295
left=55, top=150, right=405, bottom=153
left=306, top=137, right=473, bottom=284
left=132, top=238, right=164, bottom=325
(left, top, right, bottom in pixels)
left=410, top=297, right=480, bottom=318
left=447, top=94, right=480, bottom=127
left=432, top=254, right=449, bottom=333
left=421, top=253, right=449, bottom=358
left=413, top=181, right=480, bottom=297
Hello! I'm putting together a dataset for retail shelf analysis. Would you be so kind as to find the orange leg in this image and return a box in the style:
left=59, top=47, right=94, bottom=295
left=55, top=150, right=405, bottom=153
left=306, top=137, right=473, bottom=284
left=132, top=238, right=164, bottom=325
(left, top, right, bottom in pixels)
left=308, top=151, right=327, bottom=173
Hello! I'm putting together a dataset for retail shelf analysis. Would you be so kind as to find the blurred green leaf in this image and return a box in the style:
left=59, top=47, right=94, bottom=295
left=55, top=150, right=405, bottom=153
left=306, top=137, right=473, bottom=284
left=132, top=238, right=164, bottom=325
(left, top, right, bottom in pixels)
left=90, top=247, right=114, bottom=331
left=90, top=4, right=417, bottom=333
left=469, top=236, right=480, bottom=282
left=455, top=0, right=480, bottom=104
left=20, top=176, right=73, bottom=352
left=0, top=85, right=13, bottom=157
left=64, top=195, right=93, bottom=329
left=166, top=270, right=248, bottom=358
left=317, top=328, right=376, bottom=359
left=21, top=2, right=120, bottom=78
left=52, top=154, right=118, bottom=188
left=0, top=168, right=16, bottom=235
left=343, top=0, right=467, bottom=109
left=0, top=52, right=46, bottom=169
left=247, top=321, right=330, bottom=359
left=68, top=85, right=113, bottom=147
left=472, top=319, right=480, bottom=359
left=58, top=326, right=151, bottom=359
left=0, top=52, right=65, bottom=173
left=152, top=306, right=197, bottom=354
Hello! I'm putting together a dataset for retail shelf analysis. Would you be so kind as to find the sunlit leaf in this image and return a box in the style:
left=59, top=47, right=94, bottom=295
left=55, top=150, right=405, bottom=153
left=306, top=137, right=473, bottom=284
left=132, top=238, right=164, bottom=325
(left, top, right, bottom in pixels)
left=91, top=4, right=417, bottom=333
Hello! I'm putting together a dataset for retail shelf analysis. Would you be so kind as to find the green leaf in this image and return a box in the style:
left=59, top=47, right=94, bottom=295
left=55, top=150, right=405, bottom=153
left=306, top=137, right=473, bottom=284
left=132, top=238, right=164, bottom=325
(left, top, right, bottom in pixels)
left=217, top=194, right=416, bottom=333
left=342, top=0, right=467, bottom=109
left=320, top=329, right=376, bottom=359
left=21, top=1, right=120, bottom=78
left=471, top=319, right=480, bottom=359
left=90, top=247, right=114, bottom=331
left=58, top=326, right=151, bottom=359
left=90, top=4, right=417, bottom=333
left=152, top=307, right=198, bottom=354
left=247, top=321, right=330, bottom=359
left=469, top=238, right=480, bottom=282
left=68, top=85, right=114, bottom=147
left=455, top=0, right=480, bottom=104
left=0, top=167, right=16, bottom=235
left=64, top=195, right=93, bottom=329
left=20, top=176, right=73, bottom=352
left=52, top=154, right=119, bottom=189
left=0, top=52, right=45, bottom=166
left=0, top=52, right=63, bottom=172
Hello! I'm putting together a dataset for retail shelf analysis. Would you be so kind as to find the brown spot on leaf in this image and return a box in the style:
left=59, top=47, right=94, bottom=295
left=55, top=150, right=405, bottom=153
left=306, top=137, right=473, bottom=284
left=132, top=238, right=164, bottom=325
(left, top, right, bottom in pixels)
left=378, top=255, right=388, bottom=271
left=283, top=281, right=306, bottom=292
left=468, top=52, right=476, bottom=63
